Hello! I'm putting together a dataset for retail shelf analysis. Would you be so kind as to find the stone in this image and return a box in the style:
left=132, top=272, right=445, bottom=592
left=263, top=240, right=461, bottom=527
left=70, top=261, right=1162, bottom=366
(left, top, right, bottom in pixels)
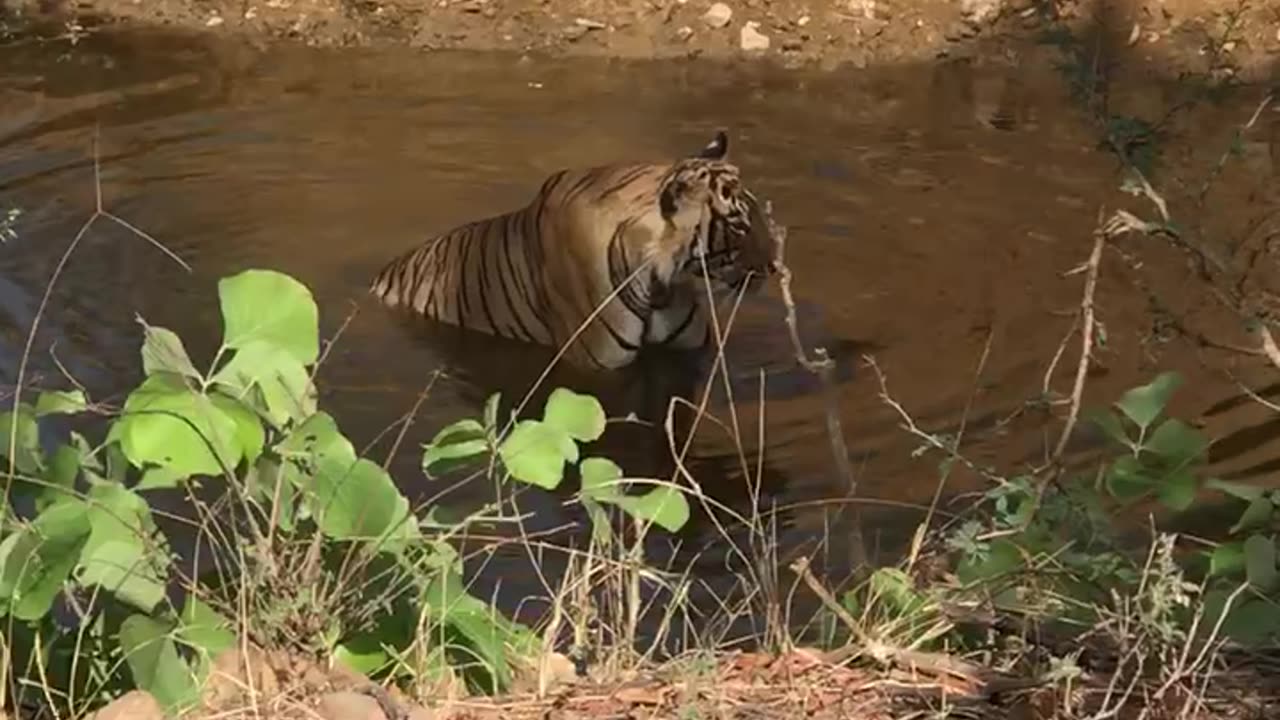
left=739, top=21, right=770, bottom=51
left=89, top=691, right=165, bottom=720
left=702, top=2, right=732, bottom=29
left=317, top=691, right=388, bottom=720
left=201, top=644, right=280, bottom=711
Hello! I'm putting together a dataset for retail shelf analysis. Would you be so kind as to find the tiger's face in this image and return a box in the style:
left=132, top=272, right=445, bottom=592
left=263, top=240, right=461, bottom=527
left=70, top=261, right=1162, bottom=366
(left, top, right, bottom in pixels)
left=686, top=167, right=780, bottom=293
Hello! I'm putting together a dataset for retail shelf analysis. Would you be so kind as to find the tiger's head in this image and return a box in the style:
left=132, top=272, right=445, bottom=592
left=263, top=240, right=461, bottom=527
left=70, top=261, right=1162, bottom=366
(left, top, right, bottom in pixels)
left=660, top=130, right=781, bottom=294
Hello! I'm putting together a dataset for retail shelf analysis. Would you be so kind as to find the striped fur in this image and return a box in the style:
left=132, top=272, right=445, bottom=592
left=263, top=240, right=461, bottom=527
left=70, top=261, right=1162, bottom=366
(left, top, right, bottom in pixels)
left=370, top=131, right=779, bottom=370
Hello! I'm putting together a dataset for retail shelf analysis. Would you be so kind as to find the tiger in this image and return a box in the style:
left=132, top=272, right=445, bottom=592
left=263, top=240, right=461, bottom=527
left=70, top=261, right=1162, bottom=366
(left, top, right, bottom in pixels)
left=369, top=130, right=781, bottom=371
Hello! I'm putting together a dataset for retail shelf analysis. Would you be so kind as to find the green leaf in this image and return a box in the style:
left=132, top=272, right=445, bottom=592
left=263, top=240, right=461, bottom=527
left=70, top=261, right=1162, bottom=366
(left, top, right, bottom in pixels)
left=1104, top=455, right=1154, bottom=501
left=0, top=499, right=92, bottom=621
left=116, top=374, right=243, bottom=480
left=280, top=413, right=418, bottom=552
left=1244, top=534, right=1278, bottom=592
left=76, top=483, right=169, bottom=612
left=1144, top=418, right=1208, bottom=468
left=1208, top=542, right=1246, bottom=578
left=138, top=321, right=202, bottom=381
left=422, top=419, right=489, bottom=478
left=611, top=485, right=690, bottom=533
left=1087, top=409, right=1130, bottom=447
left=1208, top=478, right=1265, bottom=502
left=1231, top=497, right=1275, bottom=535
left=1201, top=590, right=1280, bottom=648
left=868, top=567, right=928, bottom=618
left=118, top=614, right=200, bottom=713
left=38, top=443, right=81, bottom=511
left=211, top=393, right=264, bottom=466
left=334, top=636, right=392, bottom=678
left=579, top=456, right=623, bottom=500
left=542, top=388, right=606, bottom=443
left=1114, top=372, right=1181, bottom=431
left=423, top=570, right=536, bottom=693
left=136, top=466, right=187, bottom=491
left=1, top=404, right=44, bottom=475
left=497, top=420, right=572, bottom=489
left=210, top=340, right=317, bottom=428
left=1156, top=469, right=1198, bottom=512
left=218, top=269, right=319, bottom=365
left=34, top=390, right=87, bottom=417
left=177, top=595, right=236, bottom=673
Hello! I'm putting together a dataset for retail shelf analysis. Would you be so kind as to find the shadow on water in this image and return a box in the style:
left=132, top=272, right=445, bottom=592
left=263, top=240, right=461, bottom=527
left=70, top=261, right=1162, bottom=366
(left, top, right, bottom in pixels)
left=0, top=1, right=1278, bottom=642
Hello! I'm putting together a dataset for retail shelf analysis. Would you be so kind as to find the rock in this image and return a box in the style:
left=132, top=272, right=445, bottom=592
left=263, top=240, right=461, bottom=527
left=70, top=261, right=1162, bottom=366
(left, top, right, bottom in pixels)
left=201, top=645, right=280, bottom=711
left=317, top=691, right=387, bottom=720
left=89, top=691, right=165, bottom=720
left=702, top=2, right=732, bottom=29
left=959, top=0, right=1002, bottom=25
left=676, top=25, right=694, bottom=41
left=739, top=21, right=770, bottom=51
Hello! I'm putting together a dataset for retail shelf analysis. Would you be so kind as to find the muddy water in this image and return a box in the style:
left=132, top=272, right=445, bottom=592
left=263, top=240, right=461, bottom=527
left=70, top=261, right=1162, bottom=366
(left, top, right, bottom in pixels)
left=2, top=28, right=1278, bottom=636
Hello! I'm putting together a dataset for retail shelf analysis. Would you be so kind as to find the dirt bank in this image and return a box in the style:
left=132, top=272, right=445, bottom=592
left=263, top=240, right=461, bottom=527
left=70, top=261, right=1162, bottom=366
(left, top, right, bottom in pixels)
left=2, top=0, right=1278, bottom=76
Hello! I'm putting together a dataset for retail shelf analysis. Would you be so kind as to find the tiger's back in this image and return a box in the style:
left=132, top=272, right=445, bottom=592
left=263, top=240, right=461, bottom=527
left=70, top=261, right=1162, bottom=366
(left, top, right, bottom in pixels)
left=370, top=132, right=780, bottom=370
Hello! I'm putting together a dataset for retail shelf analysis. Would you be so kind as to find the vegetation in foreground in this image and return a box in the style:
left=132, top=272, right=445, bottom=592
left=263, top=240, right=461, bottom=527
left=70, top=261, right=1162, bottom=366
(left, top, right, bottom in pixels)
left=0, top=258, right=1276, bottom=720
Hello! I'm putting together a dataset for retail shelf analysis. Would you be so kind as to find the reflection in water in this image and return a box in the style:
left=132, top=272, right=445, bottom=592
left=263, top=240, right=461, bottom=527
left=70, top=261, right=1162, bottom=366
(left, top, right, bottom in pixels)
left=2, top=27, right=1278, bottom=640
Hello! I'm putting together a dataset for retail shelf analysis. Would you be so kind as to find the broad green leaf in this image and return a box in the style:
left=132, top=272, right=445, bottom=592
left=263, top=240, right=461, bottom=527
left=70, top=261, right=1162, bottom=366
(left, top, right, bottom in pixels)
left=956, top=538, right=1024, bottom=584
left=611, top=485, right=690, bottom=533
left=1244, top=534, right=1278, bottom=592
left=136, top=466, right=186, bottom=491
left=422, top=419, right=489, bottom=478
left=210, top=340, right=316, bottom=427
left=1209, top=542, right=1246, bottom=578
left=498, top=420, right=572, bottom=489
left=1156, top=469, right=1198, bottom=512
left=34, top=390, right=87, bottom=417
left=542, top=388, right=606, bottom=442
left=1, top=404, right=44, bottom=475
left=1200, top=589, right=1280, bottom=648
left=311, top=456, right=418, bottom=551
left=138, top=321, right=202, bottom=381
left=579, top=456, right=623, bottom=499
left=37, top=443, right=81, bottom=511
left=1114, top=372, right=1181, bottom=431
left=1104, top=455, right=1154, bottom=501
left=116, top=374, right=243, bottom=480
left=118, top=614, right=200, bottom=713
left=0, top=499, right=92, bottom=621
left=1207, top=477, right=1265, bottom=502
left=1231, top=497, right=1275, bottom=535
left=1144, top=418, right=1208, bottom=468
left=76, top=483, right=169, bottom=612
left=1087, top=409, right=1130, bottom=447
left=244, top=456, right=296, bottom=533
left=211, top=394, right=264, bottom=465
left=218, top=269, right=319, bottom=365
left=177, top=595, right=236, bottom=674
left=280, top=413, right=418, bottom=551
left=423, top=570, right=537, bottom=692
left=334, top=636, right=392, bottom=678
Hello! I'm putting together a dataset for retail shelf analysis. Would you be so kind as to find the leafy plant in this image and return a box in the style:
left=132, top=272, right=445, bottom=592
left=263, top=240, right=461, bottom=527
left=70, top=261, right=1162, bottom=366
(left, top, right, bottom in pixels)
left=1, top=268, right=689, bottom=717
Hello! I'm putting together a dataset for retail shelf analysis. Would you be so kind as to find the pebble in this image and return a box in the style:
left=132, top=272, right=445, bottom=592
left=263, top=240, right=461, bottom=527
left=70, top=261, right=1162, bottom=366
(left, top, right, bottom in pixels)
left=676, top=25, right=695, bottom=41
left=206, top=14, right=224, bottom=27
left=739, top=21, right=770, bottom=51
left=703, top=2, right=732, bottom=29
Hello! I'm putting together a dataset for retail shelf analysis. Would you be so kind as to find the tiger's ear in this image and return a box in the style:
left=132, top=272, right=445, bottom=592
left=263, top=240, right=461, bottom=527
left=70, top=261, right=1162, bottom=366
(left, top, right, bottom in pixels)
left=696, top=130, right=729, bottom=160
